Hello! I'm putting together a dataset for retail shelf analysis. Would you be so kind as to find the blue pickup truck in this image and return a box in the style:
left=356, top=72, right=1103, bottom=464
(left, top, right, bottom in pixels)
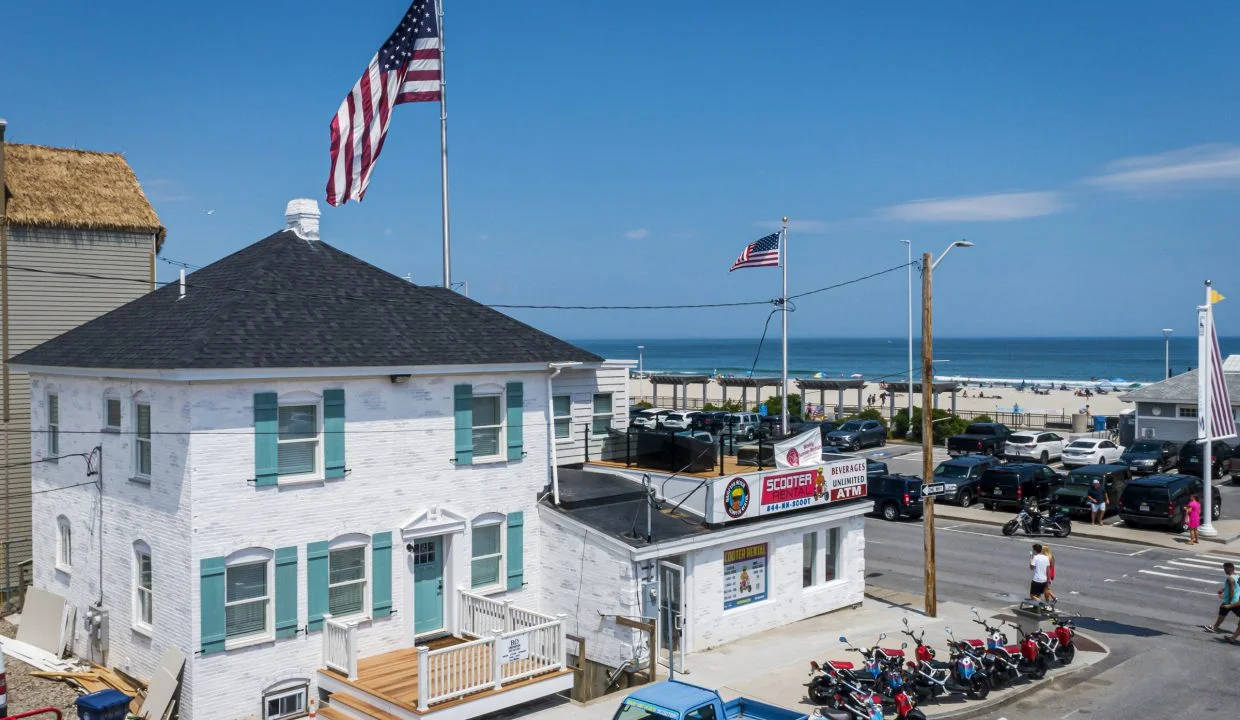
left=613, top=681, right=849, bottom=720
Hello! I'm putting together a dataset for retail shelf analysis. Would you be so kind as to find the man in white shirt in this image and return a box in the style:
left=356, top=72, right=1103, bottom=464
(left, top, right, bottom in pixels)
left=1029, top=543, right=1050, bottom=602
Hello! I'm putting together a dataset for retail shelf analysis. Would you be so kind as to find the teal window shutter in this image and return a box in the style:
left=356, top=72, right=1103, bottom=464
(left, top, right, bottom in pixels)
left=199, top=557, right=227, bottom=654
left=506, top=382, right=524, bottom=461
left=454, top=384, right=473, bottom=465
left=254, top=392, right=278, bottom=486
left=324, top=389, right=346, bottom=479
left=274, top=547, right=298, bottom=639
left=306, top=541, right=329, bottom=631
left=372, top=532, right=393, bottom=618
left=506, top=511, right=524, bottom=591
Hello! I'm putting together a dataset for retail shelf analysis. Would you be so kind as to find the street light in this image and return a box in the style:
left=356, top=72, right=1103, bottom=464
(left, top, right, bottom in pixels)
left=1162, top=329, right=1173, bottom=379
left=901, top=240, right=913, bottom=438
left=637, top=345, right=646, bottom=402
left=922, top=239, right=973, bottom=618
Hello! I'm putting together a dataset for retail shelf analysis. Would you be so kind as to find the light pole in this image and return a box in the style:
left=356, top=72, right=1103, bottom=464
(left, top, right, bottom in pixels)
left=922, top=239, right=973, bottom=618
left=901, top=240, right=913, bottom=438
left=1162, top=329, right=1173, bottom=379
left=637, top=345, right=646, bottom=402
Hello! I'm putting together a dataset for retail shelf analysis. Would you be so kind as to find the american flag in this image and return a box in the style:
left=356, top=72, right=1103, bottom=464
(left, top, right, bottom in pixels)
left=1204, top=319, right=1236, bottom=440
left=729, top=232, right=781, bottom=271
left=326, top=0, right=442, bottom=207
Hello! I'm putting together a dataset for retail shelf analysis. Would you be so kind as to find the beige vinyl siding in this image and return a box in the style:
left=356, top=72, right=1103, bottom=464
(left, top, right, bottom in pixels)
left=550, top=364, right=631, bottom=466
left=2, top=226, right=154, bottom=584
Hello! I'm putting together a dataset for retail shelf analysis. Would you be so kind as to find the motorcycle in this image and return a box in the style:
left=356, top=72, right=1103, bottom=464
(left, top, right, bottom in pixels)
left=1002, top=503, right=1072, bottom=538
left=898, top=617, right=991, bottom=702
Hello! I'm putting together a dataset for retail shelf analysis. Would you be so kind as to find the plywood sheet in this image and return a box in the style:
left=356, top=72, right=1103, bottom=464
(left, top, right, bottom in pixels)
left=16, top=586, right=67, bottom=654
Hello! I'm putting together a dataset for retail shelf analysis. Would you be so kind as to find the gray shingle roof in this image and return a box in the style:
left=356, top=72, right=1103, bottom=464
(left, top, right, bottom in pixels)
left=1120, top=369, right=1240, bottom=404
left=9, top=230, right=601, bottom=370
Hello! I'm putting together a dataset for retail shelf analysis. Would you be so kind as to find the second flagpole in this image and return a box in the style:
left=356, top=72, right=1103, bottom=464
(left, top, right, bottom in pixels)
left=437, top=0, right=452, bottom=288
left=781, top=217, right=789, bottom=436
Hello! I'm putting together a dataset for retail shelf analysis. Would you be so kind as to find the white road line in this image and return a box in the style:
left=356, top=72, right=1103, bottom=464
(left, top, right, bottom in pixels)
left=1168, top=558, right=1222, bottom=570
left=937, top=526, right=1144, bottom=555
left=1200, top=554, right=1240, bottom=562
left=1130, top=548, right=1153, bottom=556
left=1139, top=569, right=1218, bottom=584
left=1164, top=585, right=1218, bottom=597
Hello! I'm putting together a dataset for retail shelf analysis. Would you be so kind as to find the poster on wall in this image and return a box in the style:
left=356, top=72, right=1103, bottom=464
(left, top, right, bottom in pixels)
left=723, top=543, right=768, bottom=610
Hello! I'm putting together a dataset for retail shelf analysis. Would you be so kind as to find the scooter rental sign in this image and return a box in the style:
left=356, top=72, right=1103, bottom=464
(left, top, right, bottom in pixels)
left=713, top=458, right=868, bottom=522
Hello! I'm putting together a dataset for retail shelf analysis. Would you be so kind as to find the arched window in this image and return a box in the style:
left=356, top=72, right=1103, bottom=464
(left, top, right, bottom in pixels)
left=328, top=534, right=369, bottom=618
left=262, top=678, right=310, bottom=720
left=134, top=541, right=153, bottom=628
left=55, top=516, right=72, bottom=571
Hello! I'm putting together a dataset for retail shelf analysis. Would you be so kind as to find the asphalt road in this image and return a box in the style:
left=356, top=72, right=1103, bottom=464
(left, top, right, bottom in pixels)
left=864, top=516, right=1240, bottom=718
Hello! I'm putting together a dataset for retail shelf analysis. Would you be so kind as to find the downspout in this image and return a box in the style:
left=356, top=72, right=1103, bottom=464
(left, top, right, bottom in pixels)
left=547, top=361, right=583, bottom=505
left=1, top=119, right=10, bottom=559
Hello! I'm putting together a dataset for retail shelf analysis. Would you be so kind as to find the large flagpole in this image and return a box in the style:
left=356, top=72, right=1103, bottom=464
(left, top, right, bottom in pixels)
left=1199, top=280, right=1218, bottom=537
left=436, top=0, right=452, bottom=288
left=781, top=217, right=789, bottom=436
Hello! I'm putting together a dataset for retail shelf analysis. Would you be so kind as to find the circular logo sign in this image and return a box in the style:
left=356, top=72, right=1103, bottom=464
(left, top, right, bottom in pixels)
left=724, top=477, right=750, bottom=518
left=786, top=447, right=800, bottom=467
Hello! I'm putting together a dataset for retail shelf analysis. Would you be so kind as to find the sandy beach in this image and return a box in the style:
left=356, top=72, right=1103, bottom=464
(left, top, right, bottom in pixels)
left=628, top=377, right=1132, bottom=419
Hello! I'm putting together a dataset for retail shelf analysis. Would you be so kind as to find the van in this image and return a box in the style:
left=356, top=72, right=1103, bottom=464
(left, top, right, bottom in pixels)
left=1053, top=464, right=1130, bottom=517
left=977, top=463, right=1062, bottom=510
left=1119, top=474, right=1221, bottom=532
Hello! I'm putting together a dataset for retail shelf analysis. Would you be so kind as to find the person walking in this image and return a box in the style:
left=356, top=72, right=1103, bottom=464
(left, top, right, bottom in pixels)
left=1029, top=543, right=1050, bottom=604
left=1205, top=561, right=1240, bottom=641
left=1087, top=479, right=1108, bottom=526
left=1187, top=494, right=1202, bottom=545
left=1041, top=545, right=1057, bottom=607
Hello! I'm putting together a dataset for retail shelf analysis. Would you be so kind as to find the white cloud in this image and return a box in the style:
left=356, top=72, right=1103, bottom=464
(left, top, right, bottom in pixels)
left=624, top=228, right=650, bottom=240
left=751, top=219, right=835, bottom=234
left=1085, top=144, right=1240, bottom=191
left=879, top=191, right=1065, bottom=222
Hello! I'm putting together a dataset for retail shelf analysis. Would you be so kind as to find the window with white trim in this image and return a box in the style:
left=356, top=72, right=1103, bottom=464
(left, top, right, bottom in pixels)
left=824, top=528, right=840, bottom=582
left=1178, top=406, right=1198, bottom=419
left=262, top=681, right=308, bottom=720
left=134, top=541, right=153, bottom=627
left=47, top=393, right=60, bottom=455
left=472, top=393, right=503, bottom=458
left=225, top=557, right=271, bottom=640
left=802, top=532, right=817, bottom=588
left=553, top=395, right=572, bottom=440
left=328, top=542, right=367, bottom=618
left=592, top=393, right=614, bottom=436
left=104, top=393, right=122, bottom=432
left=134, top=399, right=152, bottom=478
left=277, top=404, right=319, bottom=476
left=470, top=515, right=505, bottom=590
left=56, top=516, right=71, bottom=571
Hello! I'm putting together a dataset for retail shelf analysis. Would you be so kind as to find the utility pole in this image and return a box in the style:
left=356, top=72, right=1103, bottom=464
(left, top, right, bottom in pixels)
left=921, top=252, right=936, bottom=617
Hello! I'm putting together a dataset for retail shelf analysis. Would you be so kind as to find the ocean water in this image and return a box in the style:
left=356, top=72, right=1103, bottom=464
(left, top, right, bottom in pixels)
left=573, top=337, right=1240, bottom=384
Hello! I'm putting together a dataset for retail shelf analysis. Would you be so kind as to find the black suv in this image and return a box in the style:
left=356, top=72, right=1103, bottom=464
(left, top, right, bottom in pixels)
left=1178, top=440, right=1236, bottom=481
left=1118, top=473, right=1222, bottom=532
left=933, top=456, right=1001, bottom=508
left=1053, top=464, right=1131, bottom=517
left=867, top=474, right=924, bottom=521
left=1120, top=439, right=1178, bottom=474
left=977, top=463, right=1063, bottom=511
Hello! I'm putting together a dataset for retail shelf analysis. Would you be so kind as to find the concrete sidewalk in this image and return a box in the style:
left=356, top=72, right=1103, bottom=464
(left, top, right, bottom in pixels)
left=525, top=588, right=1106, bottom=720
left=933, top=503, right=1240, bottom=548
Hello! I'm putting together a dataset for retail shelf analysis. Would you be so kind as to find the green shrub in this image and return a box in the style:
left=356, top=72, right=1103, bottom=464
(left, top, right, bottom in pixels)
left=633, top=400, right=653, bottom=409
left=761, top=393, right=802, bottom=419
left=972, top=413, right=993, bottom=423
left=893, top=407, right=968, bottom=444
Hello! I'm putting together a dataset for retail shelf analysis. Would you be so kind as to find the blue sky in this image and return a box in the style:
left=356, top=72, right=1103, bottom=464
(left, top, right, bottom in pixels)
left=3, top=1, right=1238, bottom=340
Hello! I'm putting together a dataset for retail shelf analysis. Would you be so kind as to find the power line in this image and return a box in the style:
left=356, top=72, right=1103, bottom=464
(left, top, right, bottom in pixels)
left=0, top=480, right=98, bottom=501
left=0, top=453, right=90, bottom=471
left=160, top=257, right=202, bottom=270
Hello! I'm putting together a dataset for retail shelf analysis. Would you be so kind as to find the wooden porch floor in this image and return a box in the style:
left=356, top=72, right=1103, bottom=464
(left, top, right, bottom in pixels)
left=322, top=637, right=571, bottom=715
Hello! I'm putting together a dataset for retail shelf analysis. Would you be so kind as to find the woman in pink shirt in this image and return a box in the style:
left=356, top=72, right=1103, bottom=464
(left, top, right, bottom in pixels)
left=1187, top=494, right=1202, bottom=545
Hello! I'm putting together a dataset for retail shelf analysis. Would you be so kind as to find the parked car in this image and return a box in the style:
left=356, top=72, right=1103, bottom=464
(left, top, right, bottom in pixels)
left=1120, top=439, right=1179, bottom=474
left=1052, top=464, right=1131, bottom=517
left=977, top=463, right=1063, bottom=510
left=1061, top=438, right=1124, bottom=468
left=826, top=419, right=887, bottom=450
left=757, top=414, right=807, bottom=438
left=723, top=412, right=761, bottom=440
left=1003, top=431, right=1066, bottom=465
left=866, top=458, right=889, bottom=480
left=693, top=411, right=731, bottom=434
left=661, top=411, right=700, bottom=431
left=867, top=474, right=924, bottom=521
left=1178, top=439, right=1236, bottom=480
left=675, top=430, right=716, bottom=444
left=933, top=455, right=1001, bottom=508
left=632, top=408, right=672, bottom=430
left=815, top=420, right=841, bottom=443
left=946, top=422, right=1012, bottom=457
left=1118, top=473, right=1221, bottom=532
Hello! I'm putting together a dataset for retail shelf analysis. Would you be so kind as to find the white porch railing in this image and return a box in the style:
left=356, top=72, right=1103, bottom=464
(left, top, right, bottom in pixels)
left=322, top=614, right=358, bottom=680
left=460, top=589, right=557, bottom=635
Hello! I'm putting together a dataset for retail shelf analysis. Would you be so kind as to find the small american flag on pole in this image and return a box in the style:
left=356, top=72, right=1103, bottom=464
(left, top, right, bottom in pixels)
left=327, top=0, right=442, bottom=207
left=729, top=232, right=781, bottom=271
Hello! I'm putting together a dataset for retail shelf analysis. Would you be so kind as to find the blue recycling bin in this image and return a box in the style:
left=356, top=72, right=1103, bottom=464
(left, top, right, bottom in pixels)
left=75, top=689, right=132, bottom=720
left=1093, top=415, right=1107, bottom=432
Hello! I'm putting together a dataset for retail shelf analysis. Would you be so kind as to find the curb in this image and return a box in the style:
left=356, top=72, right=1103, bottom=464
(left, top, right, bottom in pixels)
left=928, top=632, right=1110, bottom=720
left=932, top=506, right=1240, bottom=547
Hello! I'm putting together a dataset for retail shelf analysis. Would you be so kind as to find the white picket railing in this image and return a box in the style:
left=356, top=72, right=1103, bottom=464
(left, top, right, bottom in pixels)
left=418, top=636, right=495, bottom=708
left=498, top=620, right=565, bottom=684
left=459, top=589, right=556, bottom=636
left=322, top=614, right=357, bottom=680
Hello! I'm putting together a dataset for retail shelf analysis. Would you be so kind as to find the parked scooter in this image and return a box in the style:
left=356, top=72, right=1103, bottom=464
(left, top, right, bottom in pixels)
left=1002, top=501, right=1072, bottom=538
left=944, top=627, right=1000, bottom=689
left=898, top=618, right=991, bottom=702
left=814, top=652, right=926, bottom=720
left=1030, top=610, right=1078, bottom=665
left=967, top=608, right=1047, bottom=684
left=807, top=634, right=892, bottom=704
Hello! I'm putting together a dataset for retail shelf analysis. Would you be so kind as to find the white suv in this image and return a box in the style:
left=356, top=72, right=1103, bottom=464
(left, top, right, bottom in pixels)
left=1003, top=431, right=1065, bottom=464
left=661, top=411, right=699, bottom=431
left=632, top=409, right=671, bottom=430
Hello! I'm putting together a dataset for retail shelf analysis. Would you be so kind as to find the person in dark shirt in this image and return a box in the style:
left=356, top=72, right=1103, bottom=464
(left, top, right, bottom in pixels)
left=1087, top=479, right=1108, bottom=526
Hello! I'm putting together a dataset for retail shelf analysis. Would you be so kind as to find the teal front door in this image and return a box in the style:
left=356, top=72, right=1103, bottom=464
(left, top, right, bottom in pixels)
left=412, top=536, right=444, bottom=634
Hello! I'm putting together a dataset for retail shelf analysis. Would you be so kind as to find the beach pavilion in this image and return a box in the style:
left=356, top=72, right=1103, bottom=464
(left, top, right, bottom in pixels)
left=883, top=380, right=963, bottom=416
left=649, top=373, right=713, bottom=409
left=795, top=377, right=869, bottom=418
left=716, top=375, right=783, bottom=411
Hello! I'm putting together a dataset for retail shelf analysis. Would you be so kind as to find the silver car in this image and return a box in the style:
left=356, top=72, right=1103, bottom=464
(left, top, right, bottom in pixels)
left=723, top=412, right=760, bottom=440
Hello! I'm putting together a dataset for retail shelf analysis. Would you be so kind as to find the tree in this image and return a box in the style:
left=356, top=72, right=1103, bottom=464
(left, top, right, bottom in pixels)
left=761, top=393, right=802, bottom=418
left=703, top=400, right=743, bottom=412
left=893, top=407, right=968, bottom=444
left=839, top=408, right=889, bottom=432
left=633, top=400, right=653, bottom=410
left=972, top=413, right=993, bottom=423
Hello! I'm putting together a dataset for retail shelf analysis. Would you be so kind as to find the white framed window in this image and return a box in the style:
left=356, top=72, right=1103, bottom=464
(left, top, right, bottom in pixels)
left=328, top=536, right=368, bottom=619
left=553, top=395, right=572, bottom=440
left=472, top=393, right=503, bottom=459
left=56, top=516, right=72, bottom=572
left=470, top=514, right=505, bottom=591
left=801, top=528, right=841, bottom=588
left=592, top=393, right=614, bottom=436
left=1178, top=406, right=1199, bottom=419
left=134, top=398, right=152, bottom=479
left=104, top=393, right=122, bottom=432
left=225, top=551, right=272, bottom=642
left=47, top=392, right=60, bottom=456
left=824, top=528, right=840, bottom=582
left=277, top=403, right=319, bottom=477
left=134, top=541, right=153, bottom=629
left=262, top=682, right=309, bottom=720
left=802, top=532, right=817, bottom=588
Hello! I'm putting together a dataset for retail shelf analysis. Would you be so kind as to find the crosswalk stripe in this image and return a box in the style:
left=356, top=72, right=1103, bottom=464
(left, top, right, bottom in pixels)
left=1168, top=558, right=1222, bottom=571
left=1140, top=569, right=1218, bottom=584
left=1164, top=585, right=1218, bottom=597
left=1200, top=554, right=1240, bottom=562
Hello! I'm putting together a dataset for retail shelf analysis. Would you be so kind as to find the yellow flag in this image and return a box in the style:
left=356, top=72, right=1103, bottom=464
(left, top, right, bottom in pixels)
left=1210, top=288, right=1225, bottom=304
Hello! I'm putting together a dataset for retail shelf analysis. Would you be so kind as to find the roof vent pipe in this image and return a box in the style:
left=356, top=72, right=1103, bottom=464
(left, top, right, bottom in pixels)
left=285, top=198, right=320, bottom=241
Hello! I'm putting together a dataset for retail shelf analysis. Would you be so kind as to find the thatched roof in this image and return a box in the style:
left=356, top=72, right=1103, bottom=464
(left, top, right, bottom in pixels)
left=2, top=143, right=166, bottom=249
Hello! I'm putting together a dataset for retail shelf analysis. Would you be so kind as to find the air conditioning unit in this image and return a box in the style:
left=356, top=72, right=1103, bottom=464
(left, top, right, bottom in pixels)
left=1141, top=428, right=1155, bottom=438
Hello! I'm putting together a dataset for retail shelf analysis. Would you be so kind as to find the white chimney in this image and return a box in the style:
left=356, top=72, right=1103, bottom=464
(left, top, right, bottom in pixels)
left=285, top=198, right=321, bottom=241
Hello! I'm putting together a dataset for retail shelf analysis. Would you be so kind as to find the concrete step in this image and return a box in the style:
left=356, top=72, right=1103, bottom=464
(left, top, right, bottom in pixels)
left=327, top=691, right=407, bottom=720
